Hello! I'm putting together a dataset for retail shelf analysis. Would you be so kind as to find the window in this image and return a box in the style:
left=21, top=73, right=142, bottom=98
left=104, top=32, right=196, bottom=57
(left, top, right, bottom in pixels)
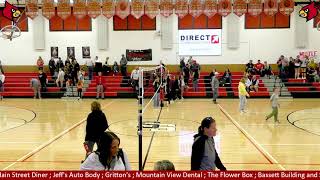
left=245, top=12, right=290, bottom=29
left=49, top=8, right=91, bottom=31
left=0, top=7, right=28, bottom=31
left=178, top=14, right=222, bottom=29
left=113, top=14, right=156, bottom=31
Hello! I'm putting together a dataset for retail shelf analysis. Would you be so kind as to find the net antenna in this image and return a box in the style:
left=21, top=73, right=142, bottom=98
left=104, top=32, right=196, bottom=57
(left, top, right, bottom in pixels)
left=137, top=64, right=164, bottom=171
left=0, top=0, right=25, bottom=41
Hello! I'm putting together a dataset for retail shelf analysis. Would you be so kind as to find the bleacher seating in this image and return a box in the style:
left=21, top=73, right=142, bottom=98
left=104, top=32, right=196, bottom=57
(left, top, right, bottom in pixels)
left=2, top=73, right=66, bottom=98
left=82, top=72, right=270, bottom=98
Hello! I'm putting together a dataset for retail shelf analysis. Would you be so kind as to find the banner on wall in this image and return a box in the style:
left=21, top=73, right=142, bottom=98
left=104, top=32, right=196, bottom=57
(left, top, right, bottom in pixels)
left=51, top=47, right=58, bottom=58
left=178, top=29, right=222, bottom=56
left=126, top=49, right=152, bottom=61
left=67, top=47, right=75, bottom=59
left=82, top=47, right=91, bottom=58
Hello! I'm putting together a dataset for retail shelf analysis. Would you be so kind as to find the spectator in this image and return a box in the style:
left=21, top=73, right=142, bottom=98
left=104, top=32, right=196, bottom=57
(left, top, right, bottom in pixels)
left=30, top=78, right=41, bottom=99
left=254, top=60, right=264, bottom=75
left=0, top=60, right=3, bottom=74
left=96, top=72, right=105, bottom=99
left=179, top=74, right=185, bottom=99
left=48, top=58, right=56, bottom=77
left=56, top=57, right=64, bottom=73
left=37, top=56, right=44, bottom=70
left=112, top=61, right=119, bottom=76
left=183, top=64, right=191, bottom=87
left=221, top=69, right=232, bottom=86
left=65, top=57, right=71, bottom=67
left=72, top=60, right=80, bottom=86
left=246, top=60, right=254, bottom=73
left=56, top=68, right=65, bottom=88
left=308, top=59, right=318, bottom=70
left=211, top=72, right=219, bottom=104
left=191, top=117, right=226, bottom=171
left=261, top=61, right=273, bottom=78
left=38, top=70, right=48, bottom=92
left=154, top=160, right=175, bottom=171
left=179, top=57, right=186, bottom=73
left=94, top=56, right=103, bottom=75
left=83, top=101, right=108, bottom=157
left=131, top=67, right=139, bottom=95
left=103, top=57, right=111, bottom=75
left=120, top=54, right=128, bottom=76
left=191, top=60, right=200, bottom=92
left=245, top=76, right=252, bottom=92
left=85, top=57, right=94, bottom=80
left=77, top=81, right=83, bottom=99
left=307, top=68, right=318, bottom=82
left=294, top=58, right=301, bottom=79
left=209, top=68, right=216, bottom=81
left=288, top=57, right=295, bottom=78
left=300, top=57, right=307, bottom=79
left=153, top=75, right=161, bottom=107
left=81, top=131, right=131, bottom=170
left=187, top=56, right=193, bottom=66
left=78, top=70, right=85, bottom=84
left=238, top=78, right=250, bottom=113
left=0, top=71, right=5, bottom=100
left=250, top=75, right=259, bottom=92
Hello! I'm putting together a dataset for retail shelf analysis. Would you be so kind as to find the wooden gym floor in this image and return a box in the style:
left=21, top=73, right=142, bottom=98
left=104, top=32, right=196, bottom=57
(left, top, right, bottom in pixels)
left=0, top=98, right=319, bottom=170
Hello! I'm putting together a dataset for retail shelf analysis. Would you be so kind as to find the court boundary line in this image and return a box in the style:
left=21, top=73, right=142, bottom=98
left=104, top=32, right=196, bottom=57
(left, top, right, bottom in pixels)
left=287, top=109, right=320, bottom=137
left=218, top=104, right=286, bottom=170
left=2, top=100, right=116, bottom=170
left=0, top=105, right=37, bottom=134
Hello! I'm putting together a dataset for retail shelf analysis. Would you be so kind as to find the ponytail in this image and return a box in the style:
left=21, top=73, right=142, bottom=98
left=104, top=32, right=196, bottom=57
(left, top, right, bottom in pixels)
left=194, top=117, right=215, bottom=139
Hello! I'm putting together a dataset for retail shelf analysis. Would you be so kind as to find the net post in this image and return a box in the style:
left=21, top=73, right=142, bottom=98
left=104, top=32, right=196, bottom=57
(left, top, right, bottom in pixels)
left=138, top=67, right=144, bottom=171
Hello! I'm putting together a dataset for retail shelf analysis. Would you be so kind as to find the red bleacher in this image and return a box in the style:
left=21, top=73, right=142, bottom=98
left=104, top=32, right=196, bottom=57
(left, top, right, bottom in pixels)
left=2, top=73, right=63, bottom=97
left=83, top=72, right=270, bottom=98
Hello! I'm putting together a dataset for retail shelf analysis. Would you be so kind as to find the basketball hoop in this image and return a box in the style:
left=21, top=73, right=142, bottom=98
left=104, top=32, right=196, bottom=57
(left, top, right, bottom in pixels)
left=0, top=25, right=21, bottom=41
left=317, top=21, right=320, bottom=31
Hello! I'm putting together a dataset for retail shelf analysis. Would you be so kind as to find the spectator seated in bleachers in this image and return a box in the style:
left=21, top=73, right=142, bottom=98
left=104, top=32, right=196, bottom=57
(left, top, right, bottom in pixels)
left=307, top=68, right=319, bottom=83
left=261, top=61, right=273, bottom=78
left=221, top=69, right=232, bottom=86
left=254, top=60, right=264, bottom=75
left=246, top=60, right=254, bottom=74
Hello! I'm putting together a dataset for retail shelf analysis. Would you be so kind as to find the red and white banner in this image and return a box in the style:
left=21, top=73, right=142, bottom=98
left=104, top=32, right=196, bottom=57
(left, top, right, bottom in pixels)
left=0, top=171, right=319, bottom=179
left=248, top=0, right=263, bottom=16
left=73, top=0, right=87, bottom=19
left=42, top=0, right=55, bottom=20
left=131, top=0, right=144, bottom=19
left=264, top=0, right=278, bottom=16
left=203, top=0, right=218, bottom=18
left=279, top=0, right=294, bottom=16
left=189, top=0, right=203, bottom=18
left=175, top=0, right=189, bottom=19
left=160, top=0, right=174, bottom=17
left=57, top=0, right=71, bottom=20
left=233, top=0, right=247, bottom=17
left=25, top=0, right=38, bottom=19
left=145, top=0, right=159, bottom=19
left=218, top=0, right=231, bottom=17
left=116, top=0, right=130, bottom=19
left=102, top=0, right=115, bottom=19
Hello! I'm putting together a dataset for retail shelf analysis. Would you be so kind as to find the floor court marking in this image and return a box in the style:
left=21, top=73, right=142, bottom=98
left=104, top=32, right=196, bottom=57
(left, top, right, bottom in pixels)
left=218, top=104, right=286, bottom=170
left=2, top=100, right=116, bottom=170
